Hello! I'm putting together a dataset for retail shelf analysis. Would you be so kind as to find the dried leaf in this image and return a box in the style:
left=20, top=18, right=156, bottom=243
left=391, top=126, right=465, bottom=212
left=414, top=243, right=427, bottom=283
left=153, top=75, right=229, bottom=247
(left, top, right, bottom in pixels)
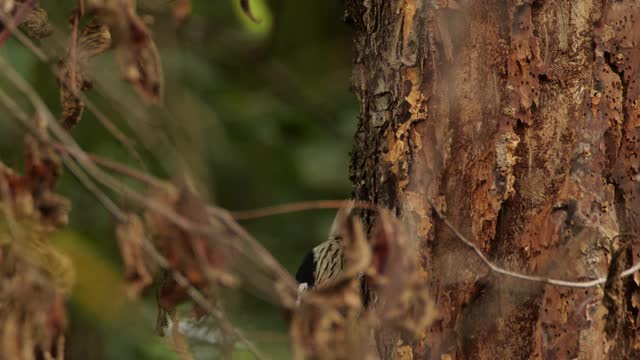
left=392, top=345, right=413, bottom=360
left=89, top=0, right=164, bottom=103
left=1, top=0, right=16, bottom=15
left=172, top=0, right=191, bottom=24
left=0, top=0, right=16, bottom=35
left=114, top=35, right=163, bottom=103
left=58, top=18, right=112, bottom=129
left=146, top=184, right=237, bottom=287
left=369, top=211, right=436, bottom=337
left=0, top=147, right=72, bottom=359
left=0, top=244, right=69, bottom=359
left=290, top=278, right=371, bottom=360
left=21, top=6, right=53, bottom=39
left=116, top=213, right=156, bottom=298
left=146, top=183, right=239, bottom=333
left=22, top=135, right=70, bottom=227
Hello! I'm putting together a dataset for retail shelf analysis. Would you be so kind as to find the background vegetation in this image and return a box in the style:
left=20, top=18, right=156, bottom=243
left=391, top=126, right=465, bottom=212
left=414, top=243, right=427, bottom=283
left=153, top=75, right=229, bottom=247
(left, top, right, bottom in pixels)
left=0, top=1, right=356, bottom=358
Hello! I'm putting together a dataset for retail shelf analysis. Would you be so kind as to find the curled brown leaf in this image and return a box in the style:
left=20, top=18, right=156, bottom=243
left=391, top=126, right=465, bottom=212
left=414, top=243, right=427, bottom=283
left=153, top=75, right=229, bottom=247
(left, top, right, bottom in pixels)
left=116, top=213, right=156, bottom=298
left=89, top=0, right=164, bottom=103
left=21, top=134, right=70, bottom=228
left=368, top=211, right=436, bottom=337
left=21, top=6, right=53, bottom=39
left=145, top=184, right=239, bottom=329
left=114, top=35, right=163, bottom=104
left=290, top=278, right=370, bottom=360
left=58, top=17, right=112, bottom=129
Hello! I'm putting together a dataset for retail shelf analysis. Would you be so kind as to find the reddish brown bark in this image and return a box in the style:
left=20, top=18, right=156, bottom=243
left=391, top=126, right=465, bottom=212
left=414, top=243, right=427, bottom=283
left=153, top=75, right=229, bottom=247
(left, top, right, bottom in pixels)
left=346, top=0, right=640, bottom=358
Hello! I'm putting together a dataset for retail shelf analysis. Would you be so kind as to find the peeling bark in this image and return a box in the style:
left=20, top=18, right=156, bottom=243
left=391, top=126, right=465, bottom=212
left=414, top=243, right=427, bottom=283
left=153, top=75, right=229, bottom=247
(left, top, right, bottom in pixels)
left=347, top=0, right=640, bottom=358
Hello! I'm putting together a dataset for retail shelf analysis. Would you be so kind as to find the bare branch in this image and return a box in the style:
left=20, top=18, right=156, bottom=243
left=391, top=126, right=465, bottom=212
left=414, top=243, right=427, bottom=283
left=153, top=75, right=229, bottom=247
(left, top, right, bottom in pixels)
left=230, top=199, right=376, bottom=220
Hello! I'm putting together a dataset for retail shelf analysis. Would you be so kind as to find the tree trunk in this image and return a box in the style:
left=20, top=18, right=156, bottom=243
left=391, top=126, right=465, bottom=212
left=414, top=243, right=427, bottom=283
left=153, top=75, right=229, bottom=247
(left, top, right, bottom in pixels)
left=346, top=0, right=640, bottom=359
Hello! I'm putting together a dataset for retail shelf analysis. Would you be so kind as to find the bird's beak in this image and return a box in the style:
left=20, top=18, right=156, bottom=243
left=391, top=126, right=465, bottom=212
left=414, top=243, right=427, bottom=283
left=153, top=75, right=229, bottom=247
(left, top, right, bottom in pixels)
left=296, top=283, right=309, bottom=306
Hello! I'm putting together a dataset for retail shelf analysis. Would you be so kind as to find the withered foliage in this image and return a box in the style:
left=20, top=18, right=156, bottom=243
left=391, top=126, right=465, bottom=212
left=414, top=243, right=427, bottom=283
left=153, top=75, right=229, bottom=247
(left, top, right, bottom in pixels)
left=11, top=134, right=69, bottom=229
left=0, top=0, right=17, bottom=34
left=88, top=0, right=163, bottom=103
left=0, top=0, right=16, bottom=15
left=56, top=0, right=163, bottom=129
left=21, top=5, right=53, bottom=39
left=0, top=248, right=68, bottom=360
left=368, top=212, right=436, bottom=336
left=58, top=17, right=112, bottom=129
left=145, top=184, right=238, bottom=317
left=0, top=134, right=73, bottom=360
left=115, top=213, right=155, bottom=299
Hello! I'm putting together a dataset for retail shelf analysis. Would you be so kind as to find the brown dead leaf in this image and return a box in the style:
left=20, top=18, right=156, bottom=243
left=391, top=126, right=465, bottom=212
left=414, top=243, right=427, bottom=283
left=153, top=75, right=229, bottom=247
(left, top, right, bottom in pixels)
left=58, top=17, right=112, bottom=129
left=369, top=211, right=436, bottom=337
left=393, top=345, right=413, bottom=360
left=22, top=135, right=71, bottom=228
left=146, top=183, right=239, bottom=331
left=172, top=0, right=191, bottom=24
left=21, top=6, right=53, bottom=39
left=290, top=278, right=370, bottom=360
left=0, top=140, right=72, bottom=359
left=88, top=0, right=164, bottom=103
left=116, top=213, right=156, bottom=298
left=114, top=35, right=163, bottom=103
left=0, top=244, right=69, bottom=360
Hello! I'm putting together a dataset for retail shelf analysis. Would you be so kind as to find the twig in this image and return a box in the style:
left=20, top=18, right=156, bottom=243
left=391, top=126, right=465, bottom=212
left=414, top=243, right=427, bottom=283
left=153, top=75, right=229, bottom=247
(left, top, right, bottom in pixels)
left=424, top=196, right=636, bottom=288
left=84, top=99, right=147, bottom=170
left=69, top=10, right=79, bottom=97
left=230, top=200, right=376, bottom=220
left=51, top=143, right=163, bottom=188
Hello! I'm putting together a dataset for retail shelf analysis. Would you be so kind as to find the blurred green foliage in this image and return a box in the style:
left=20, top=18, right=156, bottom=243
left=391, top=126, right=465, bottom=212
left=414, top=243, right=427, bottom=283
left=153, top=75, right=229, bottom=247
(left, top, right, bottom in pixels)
left=0, top=0, right=355, bottom=358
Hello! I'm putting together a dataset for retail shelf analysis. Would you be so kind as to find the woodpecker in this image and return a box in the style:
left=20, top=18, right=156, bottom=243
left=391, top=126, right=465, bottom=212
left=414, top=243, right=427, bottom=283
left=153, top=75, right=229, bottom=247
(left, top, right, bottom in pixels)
left=295, top=207, right=367, bottom=304
left=295, top=207, right=350, bottom=298
left=295, top=236, right=344, bottom=298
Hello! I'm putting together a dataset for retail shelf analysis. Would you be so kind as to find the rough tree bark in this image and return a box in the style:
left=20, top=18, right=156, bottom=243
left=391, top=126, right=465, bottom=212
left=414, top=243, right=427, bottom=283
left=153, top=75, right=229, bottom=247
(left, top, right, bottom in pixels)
left=346, top=0, right=640, bottom=359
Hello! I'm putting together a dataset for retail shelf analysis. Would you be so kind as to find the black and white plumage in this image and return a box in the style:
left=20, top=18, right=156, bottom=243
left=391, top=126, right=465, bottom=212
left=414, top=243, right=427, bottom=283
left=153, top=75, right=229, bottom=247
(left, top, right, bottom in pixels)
left=295, top=237, right=344, bottom=294
left=294, top=207, right=353, bottom=303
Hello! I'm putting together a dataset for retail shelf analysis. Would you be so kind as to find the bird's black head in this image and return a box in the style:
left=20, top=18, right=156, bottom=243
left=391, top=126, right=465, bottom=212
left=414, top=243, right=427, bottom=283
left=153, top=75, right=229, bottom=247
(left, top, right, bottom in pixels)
left=295, top=250, right=316, bottom=288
